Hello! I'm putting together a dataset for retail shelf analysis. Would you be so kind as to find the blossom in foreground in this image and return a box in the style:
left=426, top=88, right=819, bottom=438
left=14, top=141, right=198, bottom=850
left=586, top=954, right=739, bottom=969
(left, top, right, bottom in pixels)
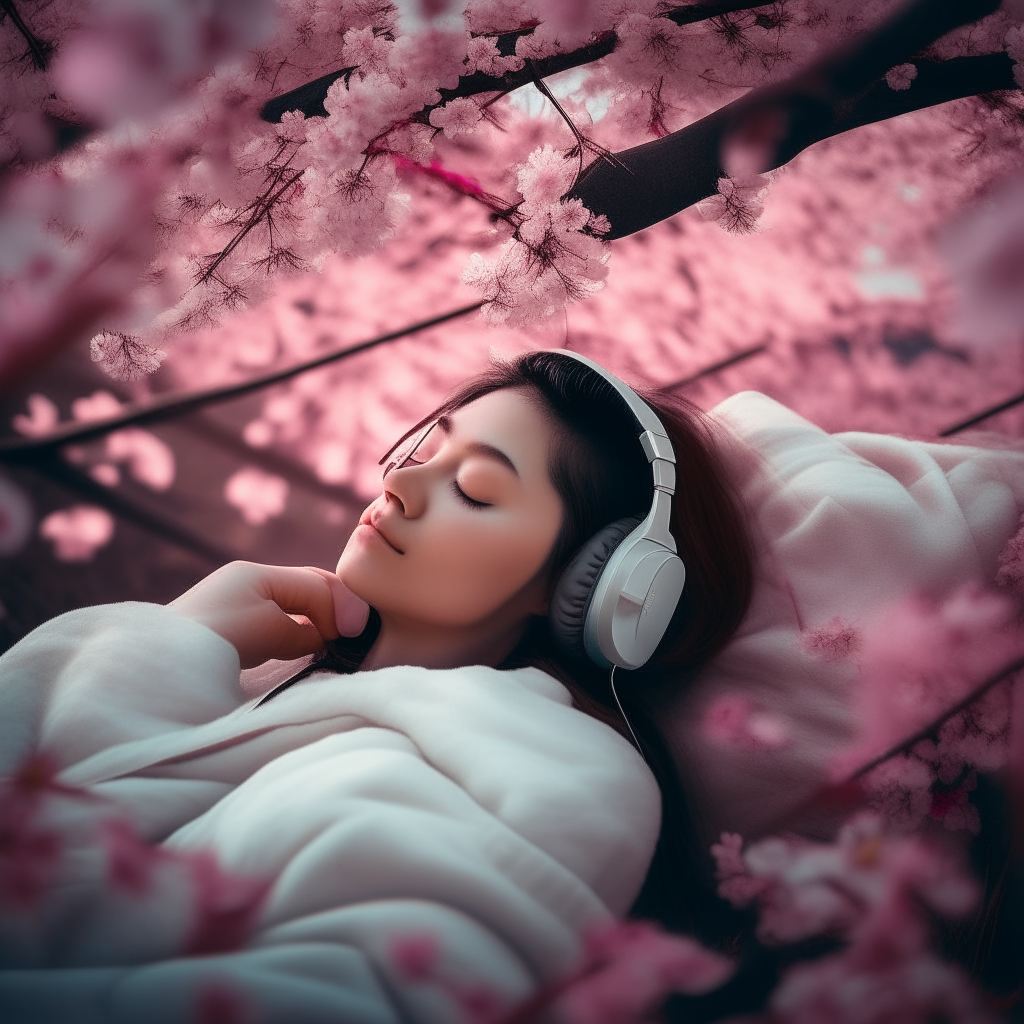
left=713, top=814, right=994, bottom=1022
left=711, top=813, right=977, bottom=946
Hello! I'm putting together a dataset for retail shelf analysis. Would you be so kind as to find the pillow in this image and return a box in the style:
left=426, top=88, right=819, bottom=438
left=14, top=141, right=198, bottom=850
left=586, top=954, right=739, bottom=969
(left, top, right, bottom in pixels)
left=650, top=391, right=1024, bottom=847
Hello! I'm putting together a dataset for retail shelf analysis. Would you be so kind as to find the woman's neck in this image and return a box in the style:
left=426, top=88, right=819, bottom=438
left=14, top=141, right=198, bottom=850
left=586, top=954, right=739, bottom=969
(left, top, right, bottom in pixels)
left=360, top=616, right=530, bottom=671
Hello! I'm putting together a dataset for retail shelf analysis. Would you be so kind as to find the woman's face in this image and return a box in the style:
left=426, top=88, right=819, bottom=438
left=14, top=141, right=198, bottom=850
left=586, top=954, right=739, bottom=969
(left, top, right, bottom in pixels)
left=336, top=387, right=564, bottom=630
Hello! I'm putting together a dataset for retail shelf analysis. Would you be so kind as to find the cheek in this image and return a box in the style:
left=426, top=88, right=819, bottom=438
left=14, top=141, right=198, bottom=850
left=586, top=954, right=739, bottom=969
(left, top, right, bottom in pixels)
left=354, top=510, right=559, bottom=626
left=415, top=516, right=555, bottom=622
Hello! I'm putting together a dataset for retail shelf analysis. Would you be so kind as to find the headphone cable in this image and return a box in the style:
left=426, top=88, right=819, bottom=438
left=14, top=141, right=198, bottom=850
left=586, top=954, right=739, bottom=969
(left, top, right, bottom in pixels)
left=609, top=665, right=648, bottom=764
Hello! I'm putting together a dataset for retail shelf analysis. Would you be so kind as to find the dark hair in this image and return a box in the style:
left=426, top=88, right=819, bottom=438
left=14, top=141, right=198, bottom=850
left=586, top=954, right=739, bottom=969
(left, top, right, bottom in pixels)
left=307, top=351, right=755, bottom=942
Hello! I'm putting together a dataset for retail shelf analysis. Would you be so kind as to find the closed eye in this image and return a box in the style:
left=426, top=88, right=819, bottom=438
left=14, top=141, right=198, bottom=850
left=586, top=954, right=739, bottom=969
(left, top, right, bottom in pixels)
left=452, top=480, right=491, bottom=509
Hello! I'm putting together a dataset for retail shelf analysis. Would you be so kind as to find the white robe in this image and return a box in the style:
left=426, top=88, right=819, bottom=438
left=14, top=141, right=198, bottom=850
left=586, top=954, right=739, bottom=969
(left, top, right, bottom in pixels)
left=0, top=603, right=660, bottom=1023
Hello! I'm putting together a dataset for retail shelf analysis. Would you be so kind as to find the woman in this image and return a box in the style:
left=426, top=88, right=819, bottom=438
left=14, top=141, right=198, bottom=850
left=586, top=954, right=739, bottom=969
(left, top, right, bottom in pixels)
left=0, top=351, right=753, bottom=1023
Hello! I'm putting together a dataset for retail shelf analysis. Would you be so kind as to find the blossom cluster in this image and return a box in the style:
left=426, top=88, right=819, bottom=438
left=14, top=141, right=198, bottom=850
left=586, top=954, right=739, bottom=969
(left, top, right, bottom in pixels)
left=712, top=814, right=997, bottom=1023
left=2, top=0, right=1022, bottom=380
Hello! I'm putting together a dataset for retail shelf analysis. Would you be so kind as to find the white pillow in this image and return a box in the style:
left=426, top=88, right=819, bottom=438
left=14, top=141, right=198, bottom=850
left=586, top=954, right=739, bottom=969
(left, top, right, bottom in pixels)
left=650, top=391, right=1024, bottom=846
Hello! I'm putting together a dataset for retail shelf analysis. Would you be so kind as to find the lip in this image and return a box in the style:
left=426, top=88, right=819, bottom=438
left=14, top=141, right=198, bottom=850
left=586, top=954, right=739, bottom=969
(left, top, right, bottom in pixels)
left=358, top=506, right=404, bottom=554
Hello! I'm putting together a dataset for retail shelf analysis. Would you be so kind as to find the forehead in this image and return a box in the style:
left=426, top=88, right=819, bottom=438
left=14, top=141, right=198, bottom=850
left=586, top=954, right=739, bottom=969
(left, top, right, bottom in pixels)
left=448, top=388, right=554, bottom=473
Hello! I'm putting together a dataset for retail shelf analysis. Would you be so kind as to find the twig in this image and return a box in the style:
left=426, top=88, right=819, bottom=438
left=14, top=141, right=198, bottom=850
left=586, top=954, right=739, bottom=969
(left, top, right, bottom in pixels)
left=0, top=0, right=52, bottom=71
left=24, top=451, right=242, bottom=566
left=849, top=655, right=1024, bottom=782
left=0, top=302, right=484, bottom=458
left=939, top=390, right=1024, bottom=437
left=658, top=343, right=768, bottom=391
left=756, top=654, right=1024, bottom=839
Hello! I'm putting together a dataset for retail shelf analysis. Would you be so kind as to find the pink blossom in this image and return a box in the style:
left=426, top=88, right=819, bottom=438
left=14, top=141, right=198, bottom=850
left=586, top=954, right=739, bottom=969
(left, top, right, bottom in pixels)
left=90, top=332, right=166, bottom=381
left=833, top=585, right=1024, bottom=778
left=342, top=26, right=394, bottom=77
left=464, top=36, right=524, bottom=76
left=39, top=506, right=116, bottom=561
left=516, top=145, right=577, bottom=213
left=710, top=814, right=978, bottom=948
left=52, top=0, right=276, bottom=123
left=103, top=817, right=163, bottom=896
left=697, top=176, right=769, bottom=234
left=0, top=474, right=33, bottom=556
left=71, top=390, right=123, bottom=423
left=90, top=463, right=122, bottom=487
left=194, top=983, right=252, bottom=1024
left=106, top=428, right=177, bottom=491
left=771, top=947, right=996, bottom=1024
left=183, top=851, right=269, bottom=955
left=801, top=617, right=861, bottom=662
left=224, top=467, right=289, bottom=525
left=551, top=921, right=734, bottom=1024
left=11, top=394, right=59, bottom=438
left=702, top=694, right=791, bottom=751
left=885, top=63, right=918, bottom=91
left=389, top=932, right=440, bottom=981
left=995, top=513, right=1024, bottom=597
left=0, top=768, right=62, bottom=911
left=429, top=98, right=484, bottom=138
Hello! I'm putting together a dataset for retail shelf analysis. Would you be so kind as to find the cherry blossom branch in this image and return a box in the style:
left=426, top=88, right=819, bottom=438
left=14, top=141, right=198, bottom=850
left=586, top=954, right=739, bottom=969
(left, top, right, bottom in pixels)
left=939, top=389, right=1024, bottom=436
left=259, top=2, right=780, bottom=124
left=757, top=654, right=1024, bottom=840
left=0, top=301, right=484, bottom=458
left=196, top=168, right=305, bottom=288
left=21, top=450, right=243, bottom=565
left=0, top=0, right=53, bottom=71
left=848, top=656, right=1024, bottom=783
left=571, top=0, right=1011, bottom=237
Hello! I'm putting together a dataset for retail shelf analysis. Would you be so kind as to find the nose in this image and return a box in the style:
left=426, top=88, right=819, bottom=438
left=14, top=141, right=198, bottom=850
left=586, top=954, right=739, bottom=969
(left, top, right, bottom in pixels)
left=382, top=465, right=426, bottom=519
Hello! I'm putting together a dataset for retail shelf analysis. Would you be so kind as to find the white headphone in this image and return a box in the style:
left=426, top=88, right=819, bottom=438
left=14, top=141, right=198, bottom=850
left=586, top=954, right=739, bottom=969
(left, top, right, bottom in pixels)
left=547, top=351, right=687, bottom=671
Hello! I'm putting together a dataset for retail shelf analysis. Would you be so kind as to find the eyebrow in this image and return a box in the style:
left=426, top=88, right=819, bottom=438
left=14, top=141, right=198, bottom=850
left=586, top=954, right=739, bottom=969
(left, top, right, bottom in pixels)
left=436, top=414, right=520, bottom=477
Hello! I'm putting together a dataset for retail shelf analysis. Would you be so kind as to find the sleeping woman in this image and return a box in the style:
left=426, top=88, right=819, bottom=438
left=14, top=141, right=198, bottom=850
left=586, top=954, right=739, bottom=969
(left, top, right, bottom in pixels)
left=0, top=350, right=753, bottom=1023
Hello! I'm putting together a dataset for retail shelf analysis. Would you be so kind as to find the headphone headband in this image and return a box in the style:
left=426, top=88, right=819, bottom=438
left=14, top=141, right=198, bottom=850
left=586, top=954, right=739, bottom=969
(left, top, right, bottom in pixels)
left=543, top=350, right=687, bottom=670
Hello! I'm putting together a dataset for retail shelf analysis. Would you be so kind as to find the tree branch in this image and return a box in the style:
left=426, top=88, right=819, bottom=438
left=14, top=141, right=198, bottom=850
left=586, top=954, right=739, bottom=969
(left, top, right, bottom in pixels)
left=570, top=0, right=1012, bottom=238
left=0, top=0, right=53, bottom=71
left=939, top=389, right=1024, bottom=436
left=0, top=302, right=484, bottom=458
left=23, top=451, right=242, bottom=566
left=259, top=2, right=782, bottom=123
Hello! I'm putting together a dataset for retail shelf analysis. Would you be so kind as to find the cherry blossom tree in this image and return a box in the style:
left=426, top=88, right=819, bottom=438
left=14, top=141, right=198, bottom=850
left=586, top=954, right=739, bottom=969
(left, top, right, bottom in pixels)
left=2, top=2, right=1024, bottom=1019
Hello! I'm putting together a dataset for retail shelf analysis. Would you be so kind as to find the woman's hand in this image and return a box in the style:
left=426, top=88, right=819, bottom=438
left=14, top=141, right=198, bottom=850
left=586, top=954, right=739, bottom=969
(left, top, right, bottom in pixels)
left=168, top=562, right=371, bottom=669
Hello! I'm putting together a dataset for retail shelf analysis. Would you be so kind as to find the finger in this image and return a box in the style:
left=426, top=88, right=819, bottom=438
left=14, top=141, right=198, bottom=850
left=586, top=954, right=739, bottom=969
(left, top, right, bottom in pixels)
left=262, top=614, right=327, bottom=665
left=303, top=566, right=371, bottom=638
left=259, top=566, right=341, bottom=642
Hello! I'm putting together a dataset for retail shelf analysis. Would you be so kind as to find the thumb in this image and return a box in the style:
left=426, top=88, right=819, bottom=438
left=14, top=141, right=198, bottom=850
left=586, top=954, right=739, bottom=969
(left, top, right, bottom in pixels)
left=303, top=566, right=371, bottom=638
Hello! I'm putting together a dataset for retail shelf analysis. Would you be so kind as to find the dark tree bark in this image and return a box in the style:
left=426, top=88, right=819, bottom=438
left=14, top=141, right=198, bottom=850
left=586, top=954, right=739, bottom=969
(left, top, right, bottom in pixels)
left=571, top=53, right=1017, bottom=239
left=570, top=0, right=1011, bottom=237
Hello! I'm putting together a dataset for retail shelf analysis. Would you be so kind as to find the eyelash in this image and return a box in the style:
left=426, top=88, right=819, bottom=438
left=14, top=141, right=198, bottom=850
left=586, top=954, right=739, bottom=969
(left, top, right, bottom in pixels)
left=451, top=481, right=490, bottom=509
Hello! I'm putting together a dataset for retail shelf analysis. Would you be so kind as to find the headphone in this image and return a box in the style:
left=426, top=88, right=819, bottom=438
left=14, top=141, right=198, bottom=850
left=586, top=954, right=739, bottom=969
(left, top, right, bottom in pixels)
left=547, top=351, right=687, bottom=672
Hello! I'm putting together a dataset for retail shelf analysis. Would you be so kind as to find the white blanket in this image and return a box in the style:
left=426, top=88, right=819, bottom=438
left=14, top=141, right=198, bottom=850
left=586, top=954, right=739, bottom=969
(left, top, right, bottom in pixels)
left=0, top=603, right=660, bottom=1023
left=655, top=392, right=1024, bottom=847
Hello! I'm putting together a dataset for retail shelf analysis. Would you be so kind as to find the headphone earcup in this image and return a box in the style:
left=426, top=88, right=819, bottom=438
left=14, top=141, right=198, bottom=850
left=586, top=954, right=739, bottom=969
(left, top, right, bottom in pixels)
left=550, top=516, right=642, bottom=662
